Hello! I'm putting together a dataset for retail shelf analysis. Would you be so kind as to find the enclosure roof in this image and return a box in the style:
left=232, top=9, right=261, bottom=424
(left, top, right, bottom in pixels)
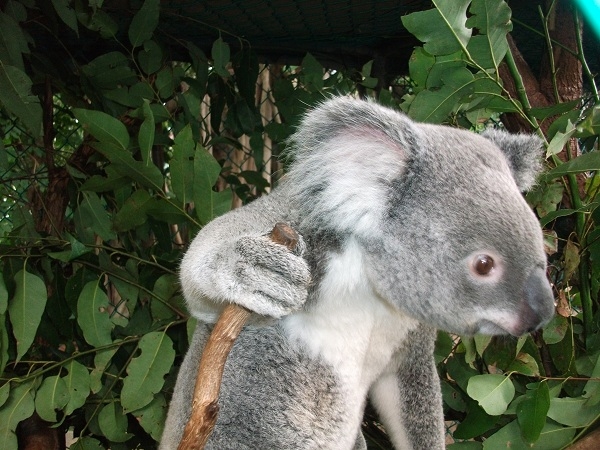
left=108, top=0, right=429, bottom=70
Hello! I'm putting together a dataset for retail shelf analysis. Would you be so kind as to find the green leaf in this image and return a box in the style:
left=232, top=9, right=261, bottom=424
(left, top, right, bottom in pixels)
left=453, top=399, right=497, bottom=439
left=82, top=52, right=136, bottom=90
left=113, top=189, right=152, bottom=231
left=465, top=0, right=512, bottom=70
left=401, top=0, right=472, bottom=56
left=517, top=382, right=550, bottom=443
left=150, top=274, right=179, bottom=320
left=8, top=269, right=47, bottom=362
left=530, top=100, right=579, bottom=120
left=0, top=11, right=29, bottom=70
left=0, top=382, right=9, bottom=408
left=48, top=234, right=91, bottom=262
left=0, top=380, right=35, bottom=447
left=0, top=275, right=7, bottom=315
left=0, top=62, right=42, bottom=136
left=170, top=125, right=196, bottom=205
left=78, top=8, right=118, bottom=38
left=582, top=352, right=600, bottom=405
left=212, top=37, right=231, bottom=78
left=90, top=142, right=164, bottom=191
left=51, top=0, right=78, bottom=35
left=128, top=0, right=160, bottom=48
left=546, top=118, right=577, bottom=156
left=467, top=374, right=515, bottom=416
left=408, top=67, right=474, bottom=123
left=70, top=436, right=104, bottom=450
left=547, top=396, right=600, bottom=427
left=76, top=280, right=114, bottom=347
left=139, top=100, right=155, bottom=166
left=34, top=375, right=70, bottom=422
left=543, top=151, right=600, bottom=180
left=98, top=402, right=132, bottom=442
left=138, top=39, right=163, bottom=75
left=0, top=314, right=8, bottom=376
left=301, top=53, right=324, bottom=91
left=62, top=359, right=91, bottom=415
left=90, top=346, right=118, bottom=394
left=193, top=146, right=231, bottom=224
left=507, top=352, right=540, bottom=376
left=133, top=393, right=166, bottom=441
left=73, top=108, right=130, bottom=150
left=483, top=420, right=575, bottom=449
left=75, top=192, right=116, bottom=242
left=121, top=331, right=175, bottom=412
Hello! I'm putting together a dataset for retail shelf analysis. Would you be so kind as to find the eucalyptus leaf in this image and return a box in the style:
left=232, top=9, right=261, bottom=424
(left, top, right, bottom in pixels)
left=121, top=331, right=175, bottom=412
left=0, top=62, right=42, bottom=136
left=128, top=0, right=159, bottom=48
left=51, top=0, right=79, bottom=35
left=73, top=108, right=130, bottom=150
left=75, top=192, right=116, bottom=242
left=98, top=401, right=132, bottom=442
left=0, top=382, right=9, bottom=408
left=582, top=351, right=600, bottom=405
left=544, top=151, right=600, bottom=180
left=301, top=53, right=324, bottom=91
left=401, top=0, right=471, bottom=56
left=134, top=393, right=166, bottom=441
left=186, top=41, right=209, bottom=97
left=8, top=269, right=47, bottom=362
left=467, top=374, right=515, bottom=416
left=193, top=146, right=230, bottom=224
left=170, top=125, right=196, bottom=205
left=0, top=380, right=35, bottom=446
left=113, top=189, right=152, bottom=231
left=547, top=396, right=600, bottom=427
left=212, top=37, right=231, bottom=78
left=483, top=420, right=574, bottom=449
left=465, top=0, right=512, bottom=70
left=517, top=382, right=550, bottom=443
left=138, top=39, right=163, bottom=75
left=34, top=375, right=70, bottom=422
left=70, top=436, right=104, bottom=450
left=76, top=280, right=114, bottom=347
left=139, top=100, right=155, bottom=166
left=62, top=359, right=91, bottom=415
left=0, top=11, right=29, bottom=70
left=90, top=346, right=118, bottom=394
left=90, top=142, right=164, bottom=191
left=0, top=314, right=8, bottom=376
left=0, top=275, right=7, bottom=314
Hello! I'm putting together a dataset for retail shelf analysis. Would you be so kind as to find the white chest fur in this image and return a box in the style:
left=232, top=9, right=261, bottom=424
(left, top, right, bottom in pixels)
left=282, top=238, right=419, bottom=393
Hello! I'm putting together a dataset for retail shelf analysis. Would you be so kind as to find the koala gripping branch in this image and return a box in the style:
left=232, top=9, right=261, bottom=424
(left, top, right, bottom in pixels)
left=177, top=223, right=299, bottom=450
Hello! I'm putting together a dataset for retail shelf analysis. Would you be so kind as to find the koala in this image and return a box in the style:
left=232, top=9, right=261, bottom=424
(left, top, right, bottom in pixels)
left=160, top=97, right=555, bottom=450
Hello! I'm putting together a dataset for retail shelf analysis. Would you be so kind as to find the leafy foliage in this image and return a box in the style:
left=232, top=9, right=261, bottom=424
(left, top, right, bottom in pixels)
left=0, top=0, right=599, bottom=449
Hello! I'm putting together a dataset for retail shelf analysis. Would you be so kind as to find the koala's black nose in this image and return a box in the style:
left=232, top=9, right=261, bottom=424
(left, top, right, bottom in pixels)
left=522, top=267, right=555, bottom=332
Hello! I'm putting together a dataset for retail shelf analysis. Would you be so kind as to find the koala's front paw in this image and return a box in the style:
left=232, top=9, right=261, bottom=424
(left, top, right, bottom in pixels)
left=233, top=234, right=311, bottom=317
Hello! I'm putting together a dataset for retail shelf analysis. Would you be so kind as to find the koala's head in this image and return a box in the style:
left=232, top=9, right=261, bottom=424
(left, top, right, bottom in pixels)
left=287, top=97, right=554, bottom=336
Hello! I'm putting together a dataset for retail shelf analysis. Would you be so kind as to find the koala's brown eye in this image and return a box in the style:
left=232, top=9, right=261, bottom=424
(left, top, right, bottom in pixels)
left=474, top=254, right=495, bottom=275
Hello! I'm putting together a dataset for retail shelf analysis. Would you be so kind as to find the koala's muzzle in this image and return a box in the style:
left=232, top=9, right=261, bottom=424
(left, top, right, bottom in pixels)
left=519, top=267, right=555, bottom=334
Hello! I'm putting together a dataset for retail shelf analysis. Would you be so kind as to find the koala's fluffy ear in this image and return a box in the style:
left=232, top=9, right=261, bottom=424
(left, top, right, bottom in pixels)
left=285, top=97, right=415, bottom=235
left=481, top=129, right=545, bottom=191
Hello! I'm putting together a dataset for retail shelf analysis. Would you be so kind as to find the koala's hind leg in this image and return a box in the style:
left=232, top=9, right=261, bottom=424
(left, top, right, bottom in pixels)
left=369, top=325, right=445, bottom=450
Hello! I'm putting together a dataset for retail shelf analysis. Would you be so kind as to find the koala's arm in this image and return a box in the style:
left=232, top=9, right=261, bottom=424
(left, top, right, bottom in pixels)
left=369, top=325, right=445, bottom=450
left=180, top=185, right=311, bottom=322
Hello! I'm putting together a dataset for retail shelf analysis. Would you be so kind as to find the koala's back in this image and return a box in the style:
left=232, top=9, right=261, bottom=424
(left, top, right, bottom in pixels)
left=164, top=322, right=358, bottom=450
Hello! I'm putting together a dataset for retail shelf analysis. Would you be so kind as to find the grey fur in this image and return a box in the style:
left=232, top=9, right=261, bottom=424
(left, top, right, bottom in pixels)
left=161, top=98, right=555, bottom=450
